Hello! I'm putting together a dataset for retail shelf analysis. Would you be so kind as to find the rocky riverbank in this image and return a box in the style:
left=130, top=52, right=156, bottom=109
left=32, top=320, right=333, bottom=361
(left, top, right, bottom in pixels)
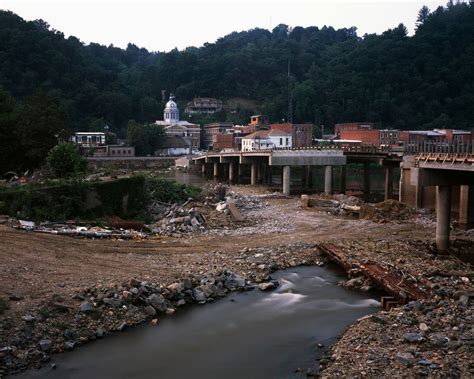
left=0, top=243, right=320, bottom=377
left=319, top=239, right=474, bottom=378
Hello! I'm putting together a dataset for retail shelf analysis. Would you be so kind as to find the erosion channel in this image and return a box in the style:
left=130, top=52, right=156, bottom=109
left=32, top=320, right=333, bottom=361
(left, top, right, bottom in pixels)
left=15, top=266, right=379, bottom=379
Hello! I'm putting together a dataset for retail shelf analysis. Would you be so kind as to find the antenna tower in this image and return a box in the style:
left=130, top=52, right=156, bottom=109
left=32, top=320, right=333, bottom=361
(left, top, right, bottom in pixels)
left=287, top=60, right=293, bottom=124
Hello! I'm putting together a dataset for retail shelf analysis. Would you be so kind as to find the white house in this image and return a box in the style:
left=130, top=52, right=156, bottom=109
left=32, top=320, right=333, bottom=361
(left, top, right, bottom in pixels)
left=241, top=130, right=292, bottom=151
left=71, top=132, right=106, bottom=147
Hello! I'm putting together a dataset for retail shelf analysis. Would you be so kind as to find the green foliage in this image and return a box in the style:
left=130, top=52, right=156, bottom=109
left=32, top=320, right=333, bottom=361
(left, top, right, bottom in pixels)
left=47, top=143, right=87, bottom=178
left=126, top=121, right=165, bottom=156
left=0, top=176, right=201, bottom=222
left=146, top=177, right=201, bottom=204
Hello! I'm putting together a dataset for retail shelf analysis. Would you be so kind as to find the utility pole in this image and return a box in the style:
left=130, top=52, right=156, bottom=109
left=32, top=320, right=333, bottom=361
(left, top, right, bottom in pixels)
left=287, top=60, right=293, bottom=124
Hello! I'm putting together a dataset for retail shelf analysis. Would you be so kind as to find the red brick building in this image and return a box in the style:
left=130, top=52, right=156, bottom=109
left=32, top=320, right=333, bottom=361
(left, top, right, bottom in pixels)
left=338, top=129, right=381, bottom=146
left=335, top=122, right=373, bottom=135
left=270, top=123, right=313, bottom=148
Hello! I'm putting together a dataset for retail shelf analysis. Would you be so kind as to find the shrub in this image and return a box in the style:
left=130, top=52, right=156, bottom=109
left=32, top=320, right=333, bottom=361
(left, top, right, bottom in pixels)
left=47, top=143, right=87, bottom=178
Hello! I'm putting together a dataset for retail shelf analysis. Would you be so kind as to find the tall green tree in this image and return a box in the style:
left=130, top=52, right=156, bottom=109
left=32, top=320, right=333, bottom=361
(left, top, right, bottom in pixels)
left=126, top=121, right=165, bottom=156
left=16, top=93, right=67, bottom=170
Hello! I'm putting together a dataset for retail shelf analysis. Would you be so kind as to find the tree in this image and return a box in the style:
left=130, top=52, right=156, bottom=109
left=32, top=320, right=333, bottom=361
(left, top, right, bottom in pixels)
left=416, top=6, right=431, bottom=28
left=46, top=142, right=86, bottom=178
left=16, top=93, right=67, bottom=170
left=0, top=88, right=19, bottom=174
left=126, top=121, right=165, bottom=156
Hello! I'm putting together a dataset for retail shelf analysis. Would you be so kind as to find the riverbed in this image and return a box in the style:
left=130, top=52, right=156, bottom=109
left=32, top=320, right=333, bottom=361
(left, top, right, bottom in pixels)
left=17, top=266, right=380, bottom=379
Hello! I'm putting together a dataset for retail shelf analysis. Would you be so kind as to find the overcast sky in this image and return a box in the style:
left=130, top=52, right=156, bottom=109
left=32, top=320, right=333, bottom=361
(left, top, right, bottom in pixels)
left=1, top=0, right=448, bottom=52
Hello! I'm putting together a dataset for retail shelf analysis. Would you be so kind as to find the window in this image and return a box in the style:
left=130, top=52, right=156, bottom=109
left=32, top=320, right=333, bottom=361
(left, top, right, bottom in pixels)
left=286, top=138, right=289, bottom=145
left=280, top=138, right=283, bottom=145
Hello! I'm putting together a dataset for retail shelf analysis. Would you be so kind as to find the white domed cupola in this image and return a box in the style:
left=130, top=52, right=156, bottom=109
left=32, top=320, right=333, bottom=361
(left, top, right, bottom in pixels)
left=164, top=93, right=179, bottom=124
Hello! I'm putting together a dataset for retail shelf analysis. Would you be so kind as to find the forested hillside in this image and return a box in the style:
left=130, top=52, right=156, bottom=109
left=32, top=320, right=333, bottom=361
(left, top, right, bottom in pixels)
left=0, top=2, right=473, bottom=135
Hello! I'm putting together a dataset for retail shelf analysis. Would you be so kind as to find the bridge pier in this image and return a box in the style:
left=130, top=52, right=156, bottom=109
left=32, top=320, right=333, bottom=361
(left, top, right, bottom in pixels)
left=228, top=162, right=235, bottom=183
left=213, top=162, right=219, bottom=180
left=201, top=163, right=206, bottom=175
left=384, top=166, right=394, bottom=201
left=436, top=185, right=452, bottom=252
left=283, top=166, right=291, bottom=196
left=459, top=185, right=474, bottom=227
left=324, top=165, right=333, bottom=194
left=251, top=163, right=258, bottom=185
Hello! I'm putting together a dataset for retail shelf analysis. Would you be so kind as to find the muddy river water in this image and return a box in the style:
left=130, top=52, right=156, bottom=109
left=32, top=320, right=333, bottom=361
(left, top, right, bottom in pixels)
left=17, top=266, right=379, bottom=379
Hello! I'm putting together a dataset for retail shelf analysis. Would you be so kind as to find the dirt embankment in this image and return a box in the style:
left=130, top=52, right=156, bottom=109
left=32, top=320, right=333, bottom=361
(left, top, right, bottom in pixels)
left=0, top=185, right=473, bottom=377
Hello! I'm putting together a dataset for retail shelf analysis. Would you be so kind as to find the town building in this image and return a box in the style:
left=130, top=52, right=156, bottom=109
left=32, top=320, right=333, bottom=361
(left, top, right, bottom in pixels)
left=399, top=129, right=473, bottom=145
left=271, top=123, right=313, bottom=148
left=155, top=136, right=191, bottom=156
left=155, top=94, right=201, bottom=149
left=335, top=122, right=374, bottom=135
left=71, top=132, right=106, bottom=148
left=379, top=129, right=401, bottom=147
left=241, top=130, right=292, bottom=151
left=90, top=145, right=135, bottom=158
left=203, top=122, right=234, bottom=150
left=338, top=129, right=380, bottom=146
left=249, top=115, right=269, bottom=127
left=184, top=97, right=223, bottom=115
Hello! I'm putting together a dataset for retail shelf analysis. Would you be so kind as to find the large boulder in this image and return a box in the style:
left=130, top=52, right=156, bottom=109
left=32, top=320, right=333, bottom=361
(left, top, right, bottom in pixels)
left=147, top=294, right=169, bottom=312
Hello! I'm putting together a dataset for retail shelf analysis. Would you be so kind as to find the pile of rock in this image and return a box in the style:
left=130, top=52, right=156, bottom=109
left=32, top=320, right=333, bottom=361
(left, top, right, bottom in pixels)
left=300, top=194, right=363, bottom=216
left=359, top=199, right=416, bottom=223
left=77, top=271, right=251, bottom=321
left=148, top=200, right=207, bottom=237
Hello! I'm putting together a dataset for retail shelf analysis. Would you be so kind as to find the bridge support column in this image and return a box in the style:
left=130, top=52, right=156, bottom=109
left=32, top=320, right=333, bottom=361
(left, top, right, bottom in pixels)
left=201, top=164, right=206, bottom=175
left=324, top=165, right=333, bottom=195
left=228, top=162, right=235, bottom=183
left=251, top=163, right=258, bottom=185
left=459, top=185, right=474, bottom=227
left=283, top=166, right=291, bottom=196
left=384, top=167, right=394, bottom=201
left=238, top=164, right=243, bottom=183
left=363, top=163, right=371, bottom=196
left=213, top=162, right=219, bottom=180
left=340, top=166, right=346, bottom=194
left=436, top=185, right=451, bottom=252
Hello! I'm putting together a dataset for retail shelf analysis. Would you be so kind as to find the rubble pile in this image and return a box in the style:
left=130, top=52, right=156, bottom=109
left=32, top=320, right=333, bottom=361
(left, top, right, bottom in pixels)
left=319, top=238, right=474, bottom=378
left=359, top=199, right=416, bottom=223
left=301, top=193, right=363, bottom=216
left=148, top=199, right=208, bottom=237
left=11, top=219, right=147, bottom=240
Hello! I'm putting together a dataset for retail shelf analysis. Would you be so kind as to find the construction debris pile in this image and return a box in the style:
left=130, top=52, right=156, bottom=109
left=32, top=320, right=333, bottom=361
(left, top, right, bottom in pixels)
left=148, top=199, right=208, bottom=237
left=301, top=193, right=363, bottom=216
left=359, top=199, right=416, bottom=223
left=319, top=238, right=474, bottom=378
left=9, top=219, right=147, bottom=239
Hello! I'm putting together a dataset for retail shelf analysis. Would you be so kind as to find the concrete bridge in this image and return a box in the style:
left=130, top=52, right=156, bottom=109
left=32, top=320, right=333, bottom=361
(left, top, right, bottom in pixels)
left=193, top=149, right=346, bottom=195
left=408, top=152, right=474, bottom=251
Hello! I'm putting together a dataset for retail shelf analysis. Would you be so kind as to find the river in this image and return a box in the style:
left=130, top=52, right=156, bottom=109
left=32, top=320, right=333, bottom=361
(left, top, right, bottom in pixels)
left=17, top=266, right=380, bottom=379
